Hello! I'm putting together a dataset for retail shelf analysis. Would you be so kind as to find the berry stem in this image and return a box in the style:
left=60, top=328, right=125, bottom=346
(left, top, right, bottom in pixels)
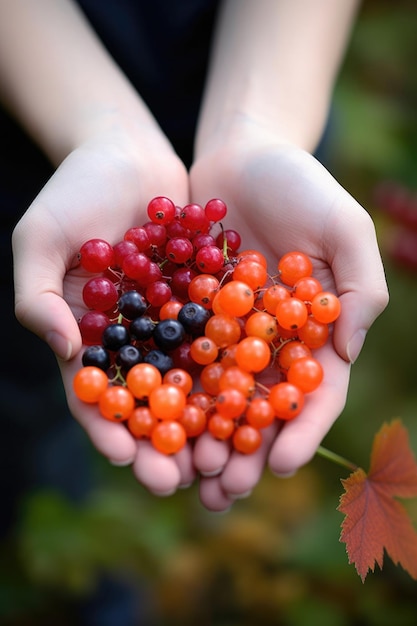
left=316, top=445, right=359, bottom=472
left=219, top=223, right=230, bottom=262
left=109, top=365, right=127, bottom=386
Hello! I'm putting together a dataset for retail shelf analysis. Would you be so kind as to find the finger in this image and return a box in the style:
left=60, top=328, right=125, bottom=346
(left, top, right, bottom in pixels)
left=220, top=421, right=279, bottom=498
left=325, top=204, right=389, bottom=364
left=334, top=288, right=388, bottom=365
left=133, top=440, right=182, bottom=495
left=174, top=442, right=198, bottom=488
left=62, top=358, right=138, bottom=464
left=193, top=430, right=231, bottom=477
left=13, top=221, right=81, bottom=361
left=199, top=476, right=234, bottom=512
left=16, top=290, right=81, bottom=361
left=268, top=343, right=350, bottom=475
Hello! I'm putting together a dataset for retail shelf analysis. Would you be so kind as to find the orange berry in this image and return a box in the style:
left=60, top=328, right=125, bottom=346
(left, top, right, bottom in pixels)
left=126, top=363, right=162, bottom=399
left=204, top=313, right=242, bottom=348
left=98, top=386, right=135, bottom=421
left=276, top=340, right=312, bottom=370
left=232, top=260, right=268, bottom=290
left=163, top=368, right=193, bottom=395
left=311, top=291, right=341, bottom=324
left=218, top=366, right=255, bottom=398
left=236, top=249, right=268, bottom=267
left=246, top=397, right=275, bottom=429
left=293, top=276, right=323, bottom=302
left=148, top=383, right=187, bottom=420
left=263, top=284, right=291, bottom=314
left=151, top=420, right=187, bottom=454
left=128, top=406, right=157, bottom=438
left=287, top=356, right=324, bottom=393
left=73, top=366, right=108, bottom=403
left=215, top=387, right=247, bottom=419
left=179, top=404, right=207, bottom=437
left=245, top=311, right=278, bottom=343
left=235, top=336, right=271, bottom=373
left=200, top=362, right=225, bottom=395
left=208, top=413, right=235, bottom=440
left=278, top=251, right=313, bottom=286
left=188, top=273, right=219, bottom=309
left=297, top=316, right=329, bottom=349
left=275, top=297, right=308, bottom=330
left=216, top=280, right=255, bottom=317
left=159, top=300, right=183, bottom=320
left=268, top=382, right=304, bottom=421
left=233, top=424, right=262, bottom=454
left=190, top=336, right=219, bottom=365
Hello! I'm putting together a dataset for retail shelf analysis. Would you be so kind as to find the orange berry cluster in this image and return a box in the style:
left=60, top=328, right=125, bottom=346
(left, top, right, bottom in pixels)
left=73, top=197, right=341, bottom=456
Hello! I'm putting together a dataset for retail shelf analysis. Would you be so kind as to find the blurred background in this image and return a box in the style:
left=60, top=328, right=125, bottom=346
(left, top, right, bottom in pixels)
left=2, top=1, right=417, bottom=624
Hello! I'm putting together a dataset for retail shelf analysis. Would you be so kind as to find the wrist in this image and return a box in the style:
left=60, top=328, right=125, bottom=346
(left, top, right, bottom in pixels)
left=194, top=112, right=318, bottom=165
left=49, top=100, right=176, bottom=169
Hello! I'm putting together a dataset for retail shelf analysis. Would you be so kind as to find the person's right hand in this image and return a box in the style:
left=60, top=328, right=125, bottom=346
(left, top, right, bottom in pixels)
left=189, top=124, right=389, bottom=511
left=12, top=128, right=197, bottom=496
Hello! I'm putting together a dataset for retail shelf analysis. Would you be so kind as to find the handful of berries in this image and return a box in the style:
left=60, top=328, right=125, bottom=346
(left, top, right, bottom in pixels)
left=73, top=197, right=341, bottom=456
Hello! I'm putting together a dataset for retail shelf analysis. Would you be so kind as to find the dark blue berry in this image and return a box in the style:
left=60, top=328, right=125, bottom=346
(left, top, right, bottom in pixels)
left=102, top=323, right=130, bottom=351
left=143, top=349, right=174, bottom=375
left=118, top=290, right=147, bottom=320
left=116, top=344, right=143, bottom=372
left=153, top=319, right=186, bottom=351
left=129, top=316, right=156, bottom=341
left=177, top=301, right=211, bottom=335
left=82, top=345, right=111, bottom=371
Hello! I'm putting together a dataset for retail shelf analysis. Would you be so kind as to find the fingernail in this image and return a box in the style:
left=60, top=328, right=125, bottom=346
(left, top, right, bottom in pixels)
left=109, top=457, right=135, bottom=467
left=178, top=481, right=194, bottom=490
left=228, top=489, right=252, bottom=500
left=346, top=329, right=367, bottom=364
left=200, top=468, right=223, bottom=477
left=152, top=487, right=177, bottom=497
left=46, top=331, right=73, bottom=361
left=270, top=469, right=296, bottom=479
left=208, top=506, right=232, bottom=515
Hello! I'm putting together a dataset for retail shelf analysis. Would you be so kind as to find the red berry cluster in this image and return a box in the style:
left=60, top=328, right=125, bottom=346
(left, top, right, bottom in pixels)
left=73, top=196, right=341, bottom=456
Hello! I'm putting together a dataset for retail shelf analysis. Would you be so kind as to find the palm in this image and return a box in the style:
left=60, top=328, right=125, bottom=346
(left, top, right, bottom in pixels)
left=190, top=142, right=387, bottom=510
left=13, top=140, right=196, bottom=495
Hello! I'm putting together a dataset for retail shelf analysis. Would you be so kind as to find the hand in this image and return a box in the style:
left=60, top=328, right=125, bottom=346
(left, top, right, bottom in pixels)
left=190, top=125, right=389, bottom=511
left=12, top=130, right=197, bottom=495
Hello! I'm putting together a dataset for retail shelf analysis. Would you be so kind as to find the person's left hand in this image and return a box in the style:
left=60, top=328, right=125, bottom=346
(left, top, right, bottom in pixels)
left=12, top=129, right=196, bottom=496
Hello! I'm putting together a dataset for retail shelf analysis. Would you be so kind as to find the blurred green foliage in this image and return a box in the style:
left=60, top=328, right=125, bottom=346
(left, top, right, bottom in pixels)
left=2, top=2, right=417, bottom=624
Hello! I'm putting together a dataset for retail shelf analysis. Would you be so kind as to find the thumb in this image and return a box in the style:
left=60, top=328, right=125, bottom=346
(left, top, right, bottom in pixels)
left=15, top=292, right=81, bottom=361
left=13, top=236, right=81, bottom=361
left=329, top=214, right=389, bottom=364
left=15, top=289, right=81, bottom=361
left=333, top=287, right=388, bottom=365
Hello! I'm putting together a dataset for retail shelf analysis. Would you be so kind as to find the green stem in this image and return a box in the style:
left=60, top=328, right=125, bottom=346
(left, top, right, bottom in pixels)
left=109, top=364, right=126, bottom=386
left=219, top=223, right=229, bottom=262
left=316, top=445, right=359, bottom=473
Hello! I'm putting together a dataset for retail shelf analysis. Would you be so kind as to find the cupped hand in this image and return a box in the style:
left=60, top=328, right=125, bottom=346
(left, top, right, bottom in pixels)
left=12, top=132, right=196, bottom=495
left=190, top=130, right=389, bottom=510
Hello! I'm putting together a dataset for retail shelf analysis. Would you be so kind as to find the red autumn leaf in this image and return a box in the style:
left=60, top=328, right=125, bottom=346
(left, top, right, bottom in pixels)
left=338, top=419, right=417, bottom=581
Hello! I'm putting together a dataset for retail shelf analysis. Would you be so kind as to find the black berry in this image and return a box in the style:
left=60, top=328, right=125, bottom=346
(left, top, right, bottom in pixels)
left=129, top=316, right=156, bottom=341
left=115, top=344, right=143, bottom=372
left=102, top=323, right=130, bottom=351
left=143, top=349, right=174, bottom=375
left=82, top=345, right=111, bottom=371
left=118, top=290, right=147, bottom=320
left=153, top=319, right=186, bottom=351
left=178, top=301, right=211, bottom=335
